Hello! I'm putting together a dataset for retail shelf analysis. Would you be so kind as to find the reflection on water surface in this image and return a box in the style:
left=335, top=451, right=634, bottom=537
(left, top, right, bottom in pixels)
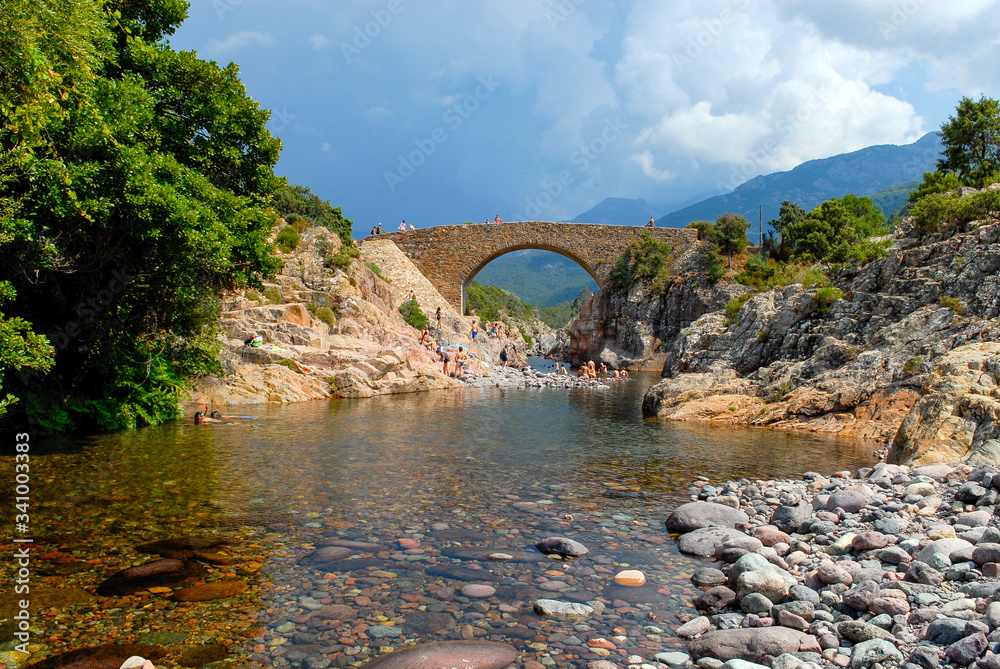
left=4, top=375, right=874, bottom=667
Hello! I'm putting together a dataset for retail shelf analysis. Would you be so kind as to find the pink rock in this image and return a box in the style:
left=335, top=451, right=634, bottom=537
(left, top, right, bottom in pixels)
left=753, top=526, right=791, bottom=547
left=613, top=570, right=646, bottom=586
left=538, top=580, right=570, bottom=591
left=460, top=584, right=496, bottom=598
left=852, top=532, right=889, bottom=551
left=398, top=538, right=420, bottom=549
left=869, top=597, right=910, bottom=616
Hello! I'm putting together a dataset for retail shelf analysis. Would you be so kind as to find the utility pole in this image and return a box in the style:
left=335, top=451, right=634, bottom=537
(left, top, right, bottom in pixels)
left=759, top=205, right=763, bottom=248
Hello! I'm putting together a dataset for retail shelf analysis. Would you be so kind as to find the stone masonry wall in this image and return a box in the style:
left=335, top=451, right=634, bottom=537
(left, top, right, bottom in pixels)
left=377, top=221, right=698, bottom=312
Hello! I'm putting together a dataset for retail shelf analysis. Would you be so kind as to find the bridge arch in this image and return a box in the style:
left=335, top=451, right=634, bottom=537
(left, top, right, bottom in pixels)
left=379, top=221, right=697, bottom=313
left=461, top=243, right=601, bottom=313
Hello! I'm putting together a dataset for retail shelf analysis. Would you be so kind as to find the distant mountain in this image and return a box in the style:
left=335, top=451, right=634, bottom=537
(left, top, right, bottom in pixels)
left=571, top=197, right=662, bottom=226
left=473, top=249, right=597, bottom=308
left=656, top=132, right=942, bottom=229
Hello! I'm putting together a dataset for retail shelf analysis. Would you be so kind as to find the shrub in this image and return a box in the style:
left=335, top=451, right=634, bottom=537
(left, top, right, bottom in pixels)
left=308, top=304, right=336, bottom=329
left=703, top=247, right=726, bottom=283
left=365, top=261, right=389, bottom=282
left=245, top=289, right=261, bottom=302
left=911, top=188, right=1000, bottom=235
left=275, top=225, right=301, bottom=253
left=724, top=293, right=752, bottom=327
left=902, top=356, right=923, bottom=376
left=327, top=245, right=361, bottom=271
left=940, top=295, right=968, bottom=315
left=801, top=268, right=830, bottom=289
left=398, top=298, right=430, bottom=330
left=687, top=220, right=714, bottom=241
left=815, top=286, right=843, bottom=315
left=276, top=358, right=301, bottom=373
left=757, top=330, right=768, bottom=343
left=263, top=286, right=282, bottom=304
left=609, top=231, right=672, bottom=290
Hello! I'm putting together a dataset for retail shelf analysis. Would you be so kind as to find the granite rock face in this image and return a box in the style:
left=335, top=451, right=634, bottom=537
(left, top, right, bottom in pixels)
left=639, top=199, right=1000, bottom=464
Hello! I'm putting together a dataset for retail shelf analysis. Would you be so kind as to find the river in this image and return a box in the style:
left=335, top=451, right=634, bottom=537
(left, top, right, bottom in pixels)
left=4, top=374, right=875, bottom=667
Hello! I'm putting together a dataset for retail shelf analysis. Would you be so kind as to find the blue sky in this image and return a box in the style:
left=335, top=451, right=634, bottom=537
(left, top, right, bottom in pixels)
left=171, top=1, right=1000, bottom=238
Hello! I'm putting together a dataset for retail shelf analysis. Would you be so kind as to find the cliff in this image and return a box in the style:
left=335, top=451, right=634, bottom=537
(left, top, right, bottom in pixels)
left=189, top=226, right=459, bottom=405
left=639, top=184, right=1000, bottom=466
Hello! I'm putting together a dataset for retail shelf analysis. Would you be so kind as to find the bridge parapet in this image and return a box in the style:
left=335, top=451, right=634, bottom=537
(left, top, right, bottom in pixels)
left=372, top=221, right=697, bottom=312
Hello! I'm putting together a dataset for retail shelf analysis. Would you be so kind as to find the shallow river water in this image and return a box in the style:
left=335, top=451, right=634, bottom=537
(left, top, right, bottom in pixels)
left=3, top=374, right=877, bottom=668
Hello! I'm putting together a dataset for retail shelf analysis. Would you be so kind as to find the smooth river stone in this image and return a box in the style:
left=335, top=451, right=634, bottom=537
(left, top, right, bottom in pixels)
left=361, top=641, right=517, bottom=668
left=28, top=644, right=166, bottom=669
left=677, top=527, right=748, bottom=557
left=535, top=536, right=590, bottom=558
left=688, top=628, right=811, bottom=663
left=96, top=559, right=205, bottom=596
left=171, top=580, right=248, bottom=602
left=323, top=539, right=383, bottom=551
left=533, top=598, right=594, bottom=620
left=614, top=569, right=646, bottom=586
left=308, top=546, right=355, bottom=563
left=460, top=584, right=496, bottom=598
left=666, top=502, right=749, bottom=534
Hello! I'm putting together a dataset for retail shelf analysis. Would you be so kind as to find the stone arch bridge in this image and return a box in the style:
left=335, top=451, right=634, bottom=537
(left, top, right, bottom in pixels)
left=375, top=221, right=698, bottom=312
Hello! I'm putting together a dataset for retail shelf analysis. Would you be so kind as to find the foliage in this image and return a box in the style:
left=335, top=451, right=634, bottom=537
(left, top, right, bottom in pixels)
left=910, top=188, right=1000, bottom=234
left=902, top=356, right=923, bottom=376
left=771, top=196, right=888, bottom=264
left=326, top=245, right=361, bottom=271
left=909, top=171, right=966, bottom=204
left=0, top=0, right=283, bottom=432
left=271, top=183, right=354, bottom=245
left=275, top=225, right=301, bottom=252
left=466, top=281, right=538, bottom=323
left=0, top=283, right=55, bottom=416
left=398, top=298, right=429, bottom=330
left=314, top=306, right=336, bottom=329
left=815, top=286, right=844, bottom=315
left=702, top=246, right=726, bottom=283
left=686, top=220, right=714, bottom=241
left=939, top=295, right=968, bottom=316
left=365, top=261, right=389, bottom=282
left=713, top=213, right=750, bottom=268
left=938, top=95, right=1000, bottom=185
left=609, top=231, right=672, bottom=290
left=724, top=293, right=752, bottom=327
left=537, top=288, right=590, bottom=328
left=263, top=287, right=282, bottom=304
left=275, top=358, right=301, bottom=373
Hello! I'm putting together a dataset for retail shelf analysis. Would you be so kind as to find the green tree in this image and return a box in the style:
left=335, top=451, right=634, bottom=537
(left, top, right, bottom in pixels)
left=773, top=195, right=886, bottom=263
left=609, top=231, right=672, bottom=289
left=272, top=183, right=354, bottom=244
left=938, top=95, right=1000, bottom=186
left=1, top=0, right=283, bottom=433
left=713, top=213, right=750, bottom=268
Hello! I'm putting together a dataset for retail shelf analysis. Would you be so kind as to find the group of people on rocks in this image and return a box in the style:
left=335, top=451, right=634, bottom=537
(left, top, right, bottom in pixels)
left=369, top=220, right=417, bottom=235
left=576, top=360, right=629, bottom=379
left=437, top=345, right=470, bottom=379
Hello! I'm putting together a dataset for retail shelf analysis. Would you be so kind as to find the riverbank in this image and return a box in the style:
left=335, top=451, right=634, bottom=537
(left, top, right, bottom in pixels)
left=668, top=461, right=1000, bottom=669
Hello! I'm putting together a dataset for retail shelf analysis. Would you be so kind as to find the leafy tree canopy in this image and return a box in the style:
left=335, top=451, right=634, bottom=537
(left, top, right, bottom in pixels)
left=770, top=195, right=887, bottom=264
left=713, top=213, right=750, bottom=268
left=272, top=183, right=354, bottom=245
left=938, top=95, right=1000, bottom=186
left=0, top=0, right=283, bottom=433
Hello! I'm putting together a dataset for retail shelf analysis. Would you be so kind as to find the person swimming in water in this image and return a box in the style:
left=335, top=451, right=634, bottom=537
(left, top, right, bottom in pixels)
left=194, top=411, right=219, bottom=424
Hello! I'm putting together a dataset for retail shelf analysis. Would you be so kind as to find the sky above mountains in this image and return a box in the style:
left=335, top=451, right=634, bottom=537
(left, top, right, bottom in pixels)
left=172, top=1, right=1000, bottom=237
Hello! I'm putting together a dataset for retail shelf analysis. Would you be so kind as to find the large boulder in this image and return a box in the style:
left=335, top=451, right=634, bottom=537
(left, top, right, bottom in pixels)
left=666, top=502, right=749, bottom=534
left=677, top=527, right=749, bottom=557
left=769, top=501, right=812, bottom=534
left=889, top=343, right=1000, bottom=466
left=688, top=628, right=812, bottom=662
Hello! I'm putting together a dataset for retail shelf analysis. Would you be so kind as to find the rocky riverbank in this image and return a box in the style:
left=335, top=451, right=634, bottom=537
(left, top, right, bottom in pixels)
left=641, top=186, right=1000, bottom=466
left=666, top=461, right=1000, bottom=669
left=461, top=366, right=612, bottom=390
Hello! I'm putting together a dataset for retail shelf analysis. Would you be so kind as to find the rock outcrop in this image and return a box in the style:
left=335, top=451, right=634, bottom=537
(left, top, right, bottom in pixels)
left=570, top=244, right=746, bottom=370
left=189, top=226, right=459, bottom=405
left=640, top=187, right=1000, bottom=465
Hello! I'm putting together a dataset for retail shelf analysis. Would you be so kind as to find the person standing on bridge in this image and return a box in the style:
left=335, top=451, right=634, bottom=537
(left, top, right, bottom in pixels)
left=399, top=220, right=406, bottom=232
left=495, top=214, right=503, bottom=224
left=409, top=221, right=416, bottom=230
left=647, top=217, right=656, bottom=228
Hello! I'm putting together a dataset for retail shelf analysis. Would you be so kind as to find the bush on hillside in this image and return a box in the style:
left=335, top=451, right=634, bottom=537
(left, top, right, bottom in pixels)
left=609, top=231, right=672, bottom=290
left=398, top=299, right=429, bottom=330
left=275, top=226, right=300, bottom=252
left=272, top=183, right=355, bottom=245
